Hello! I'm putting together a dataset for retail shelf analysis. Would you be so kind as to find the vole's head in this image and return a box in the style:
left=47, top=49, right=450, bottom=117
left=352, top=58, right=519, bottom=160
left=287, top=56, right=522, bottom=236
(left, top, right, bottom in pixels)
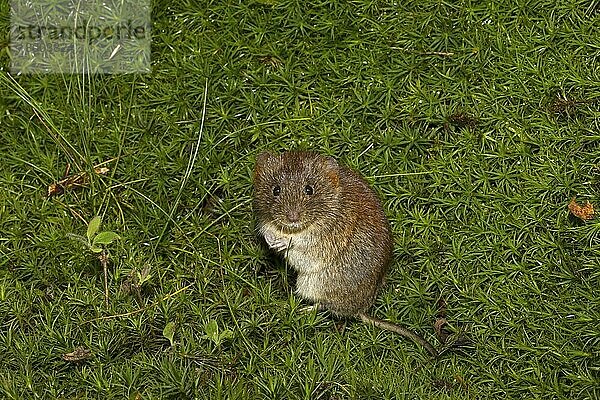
left=253, top=151, right=342, bottom=233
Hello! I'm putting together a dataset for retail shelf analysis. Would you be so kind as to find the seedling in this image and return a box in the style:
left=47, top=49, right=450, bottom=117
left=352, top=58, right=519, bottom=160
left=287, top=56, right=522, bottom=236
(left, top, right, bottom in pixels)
left=203, top=320, right=233, bottom=347
left=121, top=264, right=153, bottom=304
left=69, top=216, right=120, bottom=307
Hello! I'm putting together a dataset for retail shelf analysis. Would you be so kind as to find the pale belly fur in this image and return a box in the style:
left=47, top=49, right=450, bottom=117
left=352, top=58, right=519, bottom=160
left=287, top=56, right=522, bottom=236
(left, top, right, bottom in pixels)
left=260, top=222, right=327, bottom=302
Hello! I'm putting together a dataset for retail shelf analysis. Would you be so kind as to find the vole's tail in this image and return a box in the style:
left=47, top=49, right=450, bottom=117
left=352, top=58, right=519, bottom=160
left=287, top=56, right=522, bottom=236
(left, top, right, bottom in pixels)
left=359, top=312, right=438, bottom=358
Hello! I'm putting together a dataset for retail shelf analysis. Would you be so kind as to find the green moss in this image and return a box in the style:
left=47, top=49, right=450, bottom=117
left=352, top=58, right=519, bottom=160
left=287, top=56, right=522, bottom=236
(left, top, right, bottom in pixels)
left=0, top=0, right=599, bottom=398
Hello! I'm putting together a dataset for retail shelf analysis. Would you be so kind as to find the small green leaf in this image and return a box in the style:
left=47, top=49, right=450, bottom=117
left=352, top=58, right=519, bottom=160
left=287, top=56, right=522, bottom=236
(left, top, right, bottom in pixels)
left=219, top=330, right=234, bottom=341
left=90, top=246, right=103, bottom=253
left=204, top=320, right=218, bottom=339
left=93, top=231, right=120, bottom=246
left=87, top=216, right=102, bottom=242
left=203, top=320, right=233, bottom=346
left=163, top=322, right=177, bottom=347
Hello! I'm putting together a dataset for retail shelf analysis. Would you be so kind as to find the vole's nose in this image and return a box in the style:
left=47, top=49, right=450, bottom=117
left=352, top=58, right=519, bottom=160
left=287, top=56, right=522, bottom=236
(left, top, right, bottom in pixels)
left=286, top=210, right=300, bottom=222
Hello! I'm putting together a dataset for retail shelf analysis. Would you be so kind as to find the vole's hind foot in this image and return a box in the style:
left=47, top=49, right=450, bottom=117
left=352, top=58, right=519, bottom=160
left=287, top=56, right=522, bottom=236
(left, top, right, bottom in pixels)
left=299, top=303, right=326, bottom=314
left=298, top=303, right=347, bottom=333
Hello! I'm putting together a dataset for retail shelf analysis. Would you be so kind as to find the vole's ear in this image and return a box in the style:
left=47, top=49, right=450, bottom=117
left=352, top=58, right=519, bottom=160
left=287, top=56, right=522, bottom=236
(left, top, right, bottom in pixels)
left=322, top=156, right=340, bottom=187
left=256, top=152, right=274, bottom=166
left=254, top=151, right=274, bottom=180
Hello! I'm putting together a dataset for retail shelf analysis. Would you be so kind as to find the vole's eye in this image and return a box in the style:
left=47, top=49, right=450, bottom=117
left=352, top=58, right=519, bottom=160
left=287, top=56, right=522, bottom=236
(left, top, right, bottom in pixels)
left=272, top=185, right=281, bottom=196
left=304, top=185, right=314, bottom=195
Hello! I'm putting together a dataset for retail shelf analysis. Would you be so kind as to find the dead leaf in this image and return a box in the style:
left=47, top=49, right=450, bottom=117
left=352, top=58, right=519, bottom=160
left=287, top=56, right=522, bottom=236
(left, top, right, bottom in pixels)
left=436, top=297, right=447, bottom=318
left=568, top=197, right=594, bottom=221
left=444, top=111, right=478, bottom=130
left=62, top=346, right=92, bottom=362
left=433, top=378, right=454, bottom=391
left=258, top=55, right=283, bottom=68
left=434, top=317, right=450, bottom=344
left=47, top=165, right=109, bottom=197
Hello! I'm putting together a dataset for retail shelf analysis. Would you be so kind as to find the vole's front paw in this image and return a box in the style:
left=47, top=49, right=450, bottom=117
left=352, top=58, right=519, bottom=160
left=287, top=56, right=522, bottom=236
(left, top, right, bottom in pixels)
left=264, top=231, right=291, bottom=252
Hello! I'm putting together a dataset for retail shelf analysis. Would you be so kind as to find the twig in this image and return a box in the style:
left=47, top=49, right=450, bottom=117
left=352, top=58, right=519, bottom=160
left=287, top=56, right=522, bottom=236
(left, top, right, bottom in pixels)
left=100, top=250, right=109, bottom=308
